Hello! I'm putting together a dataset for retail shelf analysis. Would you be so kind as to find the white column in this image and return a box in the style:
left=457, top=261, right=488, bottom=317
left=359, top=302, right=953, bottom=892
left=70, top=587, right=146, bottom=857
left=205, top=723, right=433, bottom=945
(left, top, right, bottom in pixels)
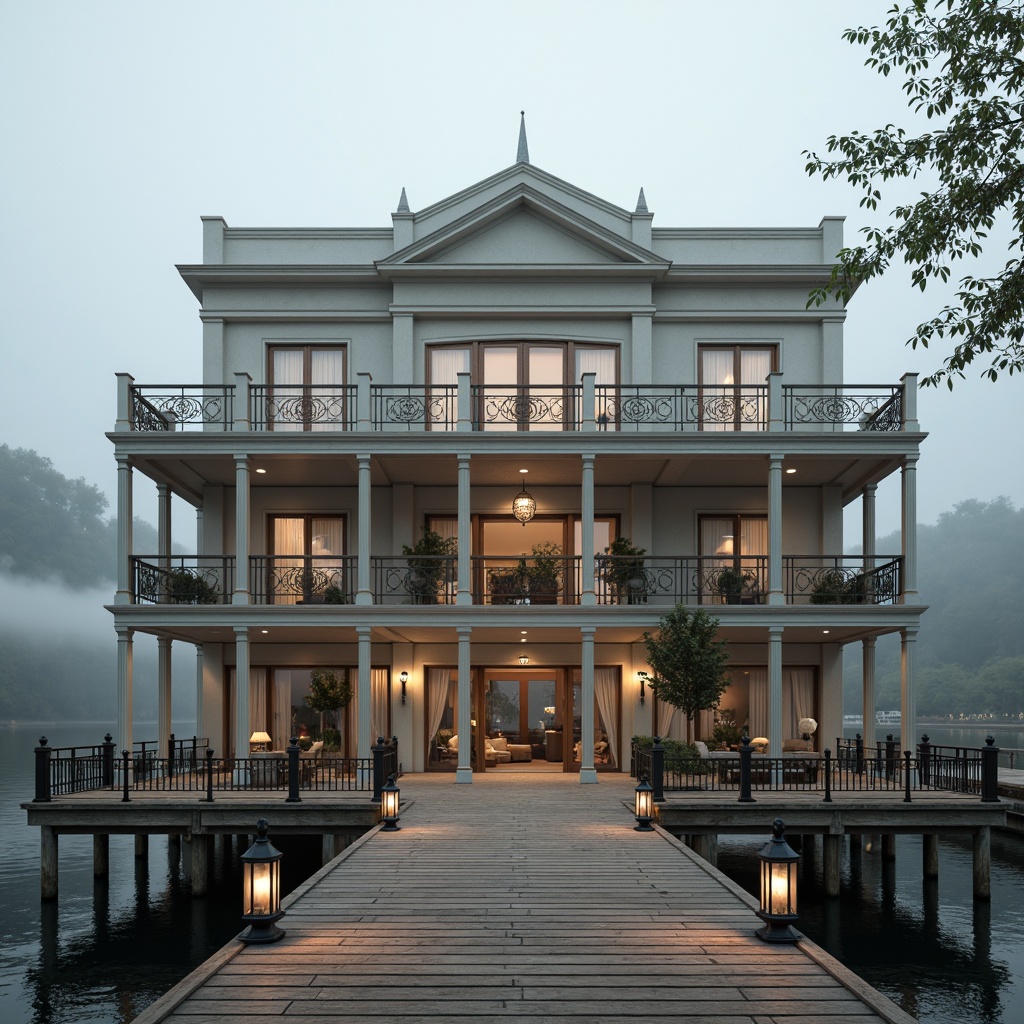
left=233, top=456, right=250, bottom=605
left=356, top=372, right=372, bottom=430
left=581, top=371, right=596, bottom=431
left=116, top=456, right=133, bottom=605
left=116, top=626, right=134, bottom=755
left=901, top=457, right=918, bottom=600
left=115, top=373, right=134, bottom=432
left=862, top=637, right=877, bottom=749
left=357, top=626, right=372, bottom=758
left=579, top=627, right=598, bottom=784
left=863, top=484, right=877, bottom=571
left=158, top=637, right=172, bottom=757
left=233, top=626, right=249, bottom=759
left=455, top=627, right=473, bottom=784
left=581, top=454, right=596, bottom=605
left=768, top=625, right=783, bottom=759
left=768, top=456, right=784, bottom=605
left=767, top=371, right=783, bottom=431
left=157, top=484, right=171, bottom=565
left=356, top=455, right=372, bottom=605
left=195, top=643, right=205, bottom=742
left=900, top=627, right=918, bottom=752
left=457, top=455, right=472, bottom=605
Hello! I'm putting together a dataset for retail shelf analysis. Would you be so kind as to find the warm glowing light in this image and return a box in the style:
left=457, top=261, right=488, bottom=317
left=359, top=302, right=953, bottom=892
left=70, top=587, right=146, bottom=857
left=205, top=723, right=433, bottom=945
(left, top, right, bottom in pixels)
left=769, top=865, right=793, bottom=916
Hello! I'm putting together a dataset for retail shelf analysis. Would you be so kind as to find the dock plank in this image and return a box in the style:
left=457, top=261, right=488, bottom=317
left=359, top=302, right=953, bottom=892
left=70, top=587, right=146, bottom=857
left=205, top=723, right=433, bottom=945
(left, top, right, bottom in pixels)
left=133, top=774, right=917, bottom=1024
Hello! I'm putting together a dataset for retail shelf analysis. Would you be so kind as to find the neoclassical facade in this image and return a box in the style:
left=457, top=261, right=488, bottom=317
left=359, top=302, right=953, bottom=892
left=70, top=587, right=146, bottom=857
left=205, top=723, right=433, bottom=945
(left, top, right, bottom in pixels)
left=108, top=125, right=925, bottom=781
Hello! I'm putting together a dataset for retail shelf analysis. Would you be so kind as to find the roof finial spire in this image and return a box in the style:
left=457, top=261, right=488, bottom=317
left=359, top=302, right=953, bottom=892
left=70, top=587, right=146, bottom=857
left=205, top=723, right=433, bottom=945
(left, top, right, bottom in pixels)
left=635, top=187, right=648, bottom=213
left=517, top=110, right=530, bottom=164
left=396, top=187, right=410, bottom=213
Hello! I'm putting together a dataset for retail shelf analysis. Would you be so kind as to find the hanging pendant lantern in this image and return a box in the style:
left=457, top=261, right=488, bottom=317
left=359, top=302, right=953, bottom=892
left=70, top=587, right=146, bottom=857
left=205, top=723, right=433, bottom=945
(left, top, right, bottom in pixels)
left=512, top=481, right=536, bottom=525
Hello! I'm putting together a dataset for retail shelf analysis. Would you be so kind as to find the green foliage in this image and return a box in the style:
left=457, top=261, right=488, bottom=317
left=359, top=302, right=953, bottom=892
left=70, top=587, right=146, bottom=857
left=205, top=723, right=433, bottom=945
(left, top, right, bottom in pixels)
left=526, top=541, right=563, bottom=592
left=164, top=568, right=219, bottom=604
left=804, top=0, right=1024, bottom=386
left=810, top=569, right=867, bottom=605
left=322, top=584, right=349, bottom=604
left=303, top=668, right=353, bottom=716
left=599, top=537, right=648, bottom=601
left=632, top=734, right=701, bottom=774
left=642, top=605, right=730, bottom=723
left=710, top=709, right=744, bottom=750
left=403, top=530, right=457, bottom=602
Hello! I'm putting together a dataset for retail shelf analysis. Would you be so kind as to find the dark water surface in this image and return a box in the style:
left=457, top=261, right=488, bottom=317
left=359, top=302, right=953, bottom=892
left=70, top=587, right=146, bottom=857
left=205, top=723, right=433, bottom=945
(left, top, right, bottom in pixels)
left=4, top=722, right=1024, bottom=1022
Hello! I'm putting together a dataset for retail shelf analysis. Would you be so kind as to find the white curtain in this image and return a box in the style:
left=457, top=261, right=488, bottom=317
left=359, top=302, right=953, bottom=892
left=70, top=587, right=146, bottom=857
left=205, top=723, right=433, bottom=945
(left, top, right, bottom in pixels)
left=748, top=667, right=769, bottom=739
left=656, top=699, right=677, bottom=739
left=430, top=347, right=470, bottom=430
left=593, top=667, right=619, bottom=767
left=371, top=668, right=389, bottom=742
left=310, top=348, right=345, bottom=432
left=426, top=668, right=453, bottom=746
left=249, top=667, right=268, bottom=738
left=783, top=668, right=816, bottom=738
left=272, top=675, right=291, bottom=749
left=272, top=349, right=305, bottom=433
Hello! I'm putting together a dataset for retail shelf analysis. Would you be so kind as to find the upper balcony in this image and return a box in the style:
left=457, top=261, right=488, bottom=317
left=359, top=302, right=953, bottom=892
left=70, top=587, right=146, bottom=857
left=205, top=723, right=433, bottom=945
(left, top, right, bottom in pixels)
left=119, top=374, right=915, bottom=436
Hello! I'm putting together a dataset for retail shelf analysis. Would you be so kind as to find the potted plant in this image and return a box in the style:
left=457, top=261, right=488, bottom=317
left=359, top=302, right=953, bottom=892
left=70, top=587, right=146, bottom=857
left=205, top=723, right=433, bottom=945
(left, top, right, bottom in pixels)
left=164, top=567, right=219, bottom=605
left=526, top=541, right=563, bottom=604
left=402, top=530, right=457, bottom=604
left=489, top=558, right=529, bottom=605
left=322, top=584, right=350, bottom=604
left=810, top=568, right=868, bottom=604
left=714, top=566, right=753, bottom=604
left=710, top=708, right=743, bottom=750
left=599, top=537, right=648, bottom=604
left=303, top=668, right=353, bottom=744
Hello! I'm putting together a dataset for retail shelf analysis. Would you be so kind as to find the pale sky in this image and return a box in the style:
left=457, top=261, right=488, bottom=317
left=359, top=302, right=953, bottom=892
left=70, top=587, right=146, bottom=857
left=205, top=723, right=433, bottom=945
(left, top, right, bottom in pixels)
left=2, top=0, right=1021, bottom=539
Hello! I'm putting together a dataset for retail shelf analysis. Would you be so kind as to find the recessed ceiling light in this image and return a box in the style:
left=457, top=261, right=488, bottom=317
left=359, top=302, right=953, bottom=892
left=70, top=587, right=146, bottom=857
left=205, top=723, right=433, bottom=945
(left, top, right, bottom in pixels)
left=521, top=638, right=527, bottom=643
left=261, top=629, right=269, bottom=634
left=786, top=468, right=797, bottom=475
left=520, top=630, right=527, bottom=635
left=255, top=468, right=267, bottom=475
left=520, top=468, right=529, bottom=474
left=822, top=629, right=830, bottom=634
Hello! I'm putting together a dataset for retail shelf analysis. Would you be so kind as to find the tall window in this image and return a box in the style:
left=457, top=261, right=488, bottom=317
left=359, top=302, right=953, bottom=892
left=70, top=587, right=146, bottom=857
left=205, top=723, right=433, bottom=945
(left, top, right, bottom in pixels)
left=699, top=345, right=774, bottom=431
left=268, top=345, right=346, bottom=431
left=268, top=515, right=346, bottom=604
left=429, top=342, right=618, bottom=431
left=699, top=514, right=767, bottom=604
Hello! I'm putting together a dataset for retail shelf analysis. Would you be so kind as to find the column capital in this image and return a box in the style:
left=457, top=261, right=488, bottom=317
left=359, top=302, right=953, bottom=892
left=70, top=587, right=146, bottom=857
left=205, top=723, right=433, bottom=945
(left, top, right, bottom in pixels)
left=457, top=625, right=473, bottom=638
left=115, top=625, right=135, bottom=640
left=233, top=624, right=249, bottom=639
left=580, top=626, right=596, bottom=638
left=356, top=625, right=373, bottom=638
left=901, top=625, right=920, bottom=641
left=768, top=624, right=784, bottom=638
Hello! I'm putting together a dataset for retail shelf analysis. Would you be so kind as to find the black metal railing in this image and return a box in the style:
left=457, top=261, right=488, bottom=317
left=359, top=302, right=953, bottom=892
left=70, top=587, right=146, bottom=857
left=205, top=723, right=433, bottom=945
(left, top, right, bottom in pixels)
left=372, top=555, right=458, bottom=605
left=130, top=385, right=233, bottom=430
left=783, top=385, right=902, bottom=431
left=785, top=556, right=901, bottom=605
left=131, top=556, right=234, bottom=605
left=372, top=385, right=457, bottom=430
left=472, top=385, right=579, bottom=430
left=595, top=385, right=767, bottom=431
left=34, top=735, right=117, bottom=800
left=250, top=555, right=356, bottom=605
left=250, top=384, right=357, bottom=430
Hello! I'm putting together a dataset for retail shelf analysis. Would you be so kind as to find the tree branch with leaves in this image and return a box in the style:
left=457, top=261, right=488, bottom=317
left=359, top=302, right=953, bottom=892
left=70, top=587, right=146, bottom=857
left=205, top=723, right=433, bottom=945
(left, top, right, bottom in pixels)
left=805, top=0, right=1024, bottom=387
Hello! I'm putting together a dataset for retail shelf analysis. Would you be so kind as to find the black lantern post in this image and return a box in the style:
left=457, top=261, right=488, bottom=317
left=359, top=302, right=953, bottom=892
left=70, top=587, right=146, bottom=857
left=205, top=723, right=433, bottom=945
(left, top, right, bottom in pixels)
left=381, top=774, right=401, bottom=830
left=634, top=776, right=654, bottom=831
left=755, top=817, right=800, bottom=943
left=239, top=818, right=285, bottom=944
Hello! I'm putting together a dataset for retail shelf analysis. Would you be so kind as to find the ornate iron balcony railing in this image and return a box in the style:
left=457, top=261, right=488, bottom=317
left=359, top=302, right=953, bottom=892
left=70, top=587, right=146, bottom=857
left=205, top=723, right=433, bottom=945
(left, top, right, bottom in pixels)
left=372, top=555, right=458, bottom=605
left=471, top=385, right=581, bottom=430
left=130, top=385, right=233, bottom=430
left=783, top=556, right=902, bottom=605
left=595, top=385, right=768, bottom=431
left=131, top=556, right=234, bottom=604
left=372, top=385, right=457, bottom=430
left=249, top=384, right=357, bottom=430
left=250, top=555, right=357, bottom=605
left=783, top=385, right=903, bottom=431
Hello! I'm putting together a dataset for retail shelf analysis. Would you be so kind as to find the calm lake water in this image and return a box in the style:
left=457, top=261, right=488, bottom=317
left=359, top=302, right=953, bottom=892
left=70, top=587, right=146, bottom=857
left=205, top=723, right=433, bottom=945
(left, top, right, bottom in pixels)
left=3, top=721, right=1024, bottom=1022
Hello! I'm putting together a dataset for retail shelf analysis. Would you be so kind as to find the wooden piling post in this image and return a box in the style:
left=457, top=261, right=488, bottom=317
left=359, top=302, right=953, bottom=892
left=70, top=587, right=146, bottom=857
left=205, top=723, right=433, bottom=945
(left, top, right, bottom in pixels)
left=973, top=826, right=991, bottom=901
left=93, top=834, right=109, bottom=879
left=923, top=834, right=939, bottom=879
left=882, top=834, right=896, bottom=861
left=41, top=826, right=58, bottom=900
left=191, top=834, right=209, bottom=897
left=823, top=834, right=841, bottom=896
left=135, top=833, right=149, bottom=859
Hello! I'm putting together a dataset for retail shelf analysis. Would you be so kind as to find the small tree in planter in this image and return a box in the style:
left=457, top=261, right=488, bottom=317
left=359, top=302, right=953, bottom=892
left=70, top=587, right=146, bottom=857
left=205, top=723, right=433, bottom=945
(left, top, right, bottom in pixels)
left=303, top=668, right=353, bottom=749
left=598, top=537, right=648, bottom=604
left=526, top=542, right=563, bottom=604
left=403, top=530, right=457, bottom=604
left=164, top=567, right=219, bottom=604
left=642, top=604, right=730, bottom=742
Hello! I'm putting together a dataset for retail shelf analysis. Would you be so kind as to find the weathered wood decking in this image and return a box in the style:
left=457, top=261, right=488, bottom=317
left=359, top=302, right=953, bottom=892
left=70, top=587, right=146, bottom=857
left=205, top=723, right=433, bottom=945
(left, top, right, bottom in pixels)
left=133, top=773, right=916, bottom=1024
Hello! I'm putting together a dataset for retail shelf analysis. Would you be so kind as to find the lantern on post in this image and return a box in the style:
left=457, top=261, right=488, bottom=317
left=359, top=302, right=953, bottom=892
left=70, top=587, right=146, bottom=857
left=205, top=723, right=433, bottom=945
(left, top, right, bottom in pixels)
left=634, top=776, right=654, bottom=831
left=381, top=774, right=401, bottom=830
left=755, top=817, right=800, bottom=943
left=239, top=818, right=285, bottom=944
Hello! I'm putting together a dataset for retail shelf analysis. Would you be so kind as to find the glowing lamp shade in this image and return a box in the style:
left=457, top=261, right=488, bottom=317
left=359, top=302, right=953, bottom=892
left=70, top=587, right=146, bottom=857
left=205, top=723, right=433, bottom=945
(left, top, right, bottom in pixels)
left=249, top=731, right=271, bottom=752
left=512, top=482, right=536, bottom=525
left=755, top=817, right=800, bottom=943
left=519, top=653, right=530, bottom=666
left=634, top=776, right=654, bottom=831
left=381, top=775, right=401, bottom=830
left=239, top=818, right=285, bottom=944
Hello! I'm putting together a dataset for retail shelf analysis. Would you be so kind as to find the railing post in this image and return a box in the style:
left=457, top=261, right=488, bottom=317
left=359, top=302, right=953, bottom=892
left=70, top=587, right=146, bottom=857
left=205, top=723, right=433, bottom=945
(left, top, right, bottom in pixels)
left=205, top=748, right=214, bottom=802
left=372, top=736, right=386, bottom=802
left=357, top=371, right=372, bottom=430
left=823, top=748, right=832, bottom=803
left=233, top=371, right=252, bottom=430
left=919, top=734, right=931, bottom=787
left=457, top=371, right=472, bottom=431
left=981, top=736, right=1000, bottom=803
left=286, top=736, right=301, bottom=803
left=121, top=750, right=131, bottom=803
left=581, top=371, right=596, bottom=432
left=168, top=732, right=176, bottom=777
left=900, top=372, right=919, bottom=430
left=34, top=737, right=52, bottom=803
left=855, top=733, right=864, bottom=775
left=767, top=370, right=783, bottom=431
left=102, top=733, right=116, bottom=788
left=885, top=733, right=896, bottom=781
left=651, top=736, right=665, bottom=803
left=904, top=750, right=913, bottom=803
left=738, top=736, right=755, bottom=803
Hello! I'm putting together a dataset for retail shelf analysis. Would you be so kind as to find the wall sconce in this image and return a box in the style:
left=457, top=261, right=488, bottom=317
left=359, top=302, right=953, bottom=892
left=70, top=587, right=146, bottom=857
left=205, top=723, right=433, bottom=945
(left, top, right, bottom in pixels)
left=399, top=671, right=409, bottom=706
left=755, top=817, right=800, bottom=943
left=512, top=476, right=536, bottom=525
left=634, top=776, right=654, bottom=831
left=381, top=775, right=401, bottom=830
left=519, top=653, right=530, bottom=666
left=637, top=671, right=648, bottom=706
left=239, top=818, right=285, bottom=944
left=249, top=731, right=271, bottom=753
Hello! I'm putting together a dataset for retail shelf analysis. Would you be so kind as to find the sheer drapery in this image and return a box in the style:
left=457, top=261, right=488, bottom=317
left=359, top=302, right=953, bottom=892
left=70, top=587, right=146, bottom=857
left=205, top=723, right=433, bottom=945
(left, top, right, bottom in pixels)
left=576, top=346, right=616, bottom=426
left=594, top=668, right=619, bottom=767
left=426, top=668, right=453, bottom=749
left=747, top=667, right=769, bottom=739
left=272, top=676, right=291, bottom=749
left=783, top=668, right=816, bottom=738
left=271, top=349, right=305, bottom=433
left=310, top=348, right=344, bottom=433
left=656, top=699, right=677, bottom=739
left=430, top=347, right=470, bottom=430
left=371, top=668, right=389, bottom=742
left=228, top=667, right=269, bottom=749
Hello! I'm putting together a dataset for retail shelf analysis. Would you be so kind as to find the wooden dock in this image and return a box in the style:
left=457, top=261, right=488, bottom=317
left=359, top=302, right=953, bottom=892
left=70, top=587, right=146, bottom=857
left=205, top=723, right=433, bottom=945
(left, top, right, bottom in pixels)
left=133, top=773, right=916, bottom=1023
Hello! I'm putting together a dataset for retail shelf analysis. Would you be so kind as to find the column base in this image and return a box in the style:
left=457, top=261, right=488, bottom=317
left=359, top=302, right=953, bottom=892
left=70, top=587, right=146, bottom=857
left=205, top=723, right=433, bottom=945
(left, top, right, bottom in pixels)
left=455, top=768, right=474, bottom=784
left=578, top=767, right=598, bottom=784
